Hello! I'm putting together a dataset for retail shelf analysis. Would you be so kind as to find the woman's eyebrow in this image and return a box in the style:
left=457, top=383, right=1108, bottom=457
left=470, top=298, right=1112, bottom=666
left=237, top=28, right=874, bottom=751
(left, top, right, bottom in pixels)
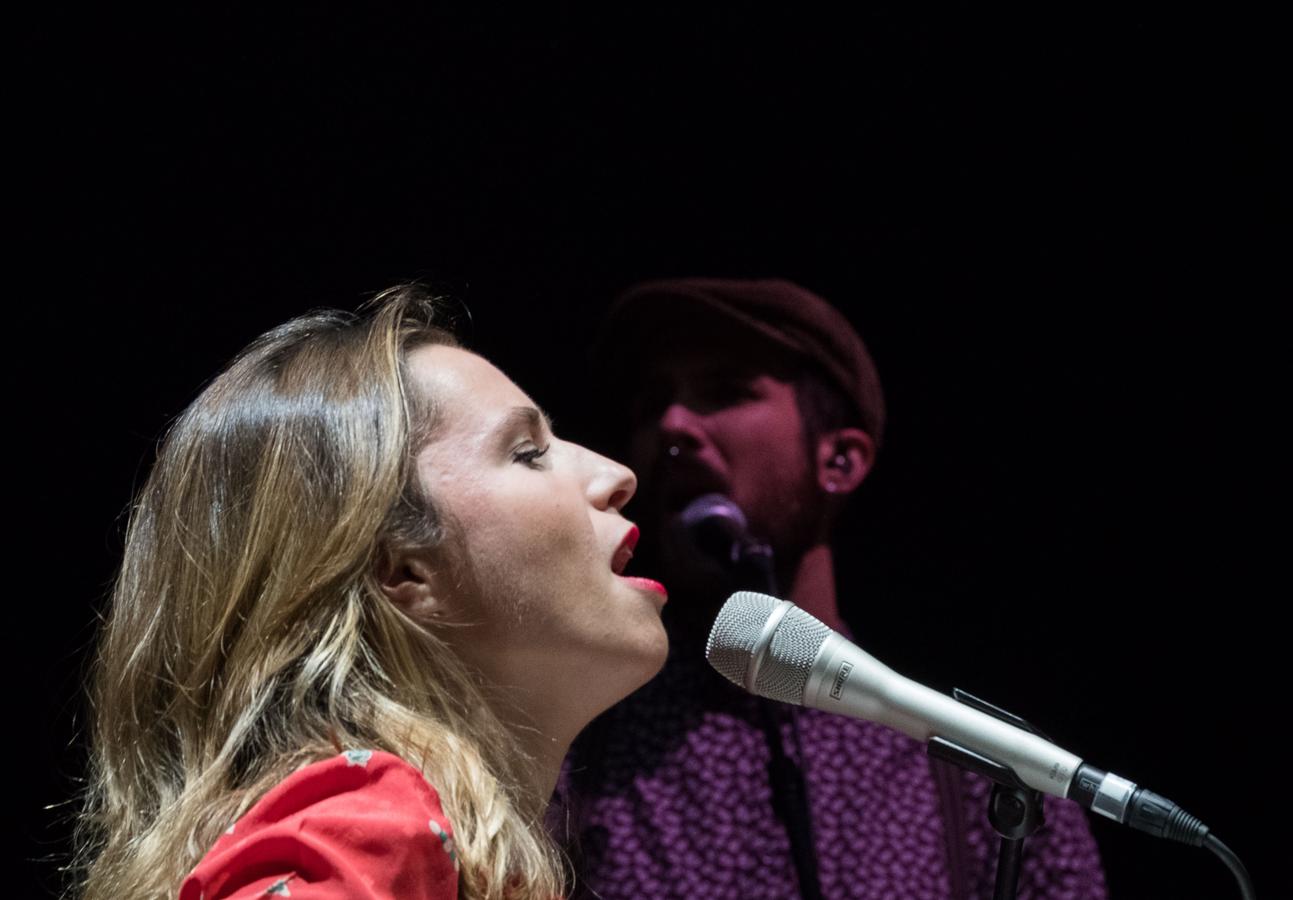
left=495, top=405, right=556, bottom=443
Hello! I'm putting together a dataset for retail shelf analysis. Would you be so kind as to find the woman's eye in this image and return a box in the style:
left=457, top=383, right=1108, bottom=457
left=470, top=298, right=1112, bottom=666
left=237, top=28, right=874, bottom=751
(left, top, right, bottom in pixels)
left=514, top=445, right=550, bottom=468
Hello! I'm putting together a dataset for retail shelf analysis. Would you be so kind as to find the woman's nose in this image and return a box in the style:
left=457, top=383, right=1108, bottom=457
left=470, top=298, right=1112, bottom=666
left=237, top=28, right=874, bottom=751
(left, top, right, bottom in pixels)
left=584, top=448, right=637, bottom=512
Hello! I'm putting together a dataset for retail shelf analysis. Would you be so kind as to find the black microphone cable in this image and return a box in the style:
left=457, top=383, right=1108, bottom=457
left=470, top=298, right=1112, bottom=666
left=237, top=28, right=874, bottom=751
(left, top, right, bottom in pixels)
left=1067, top=763, right=1255, bottom=897
left=1205, top=834, right=1255, bottom=900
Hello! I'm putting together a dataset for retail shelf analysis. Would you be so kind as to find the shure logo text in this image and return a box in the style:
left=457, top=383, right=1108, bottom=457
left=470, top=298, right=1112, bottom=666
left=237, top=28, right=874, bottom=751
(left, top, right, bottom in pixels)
left=830, top=661, right=853, bottom=699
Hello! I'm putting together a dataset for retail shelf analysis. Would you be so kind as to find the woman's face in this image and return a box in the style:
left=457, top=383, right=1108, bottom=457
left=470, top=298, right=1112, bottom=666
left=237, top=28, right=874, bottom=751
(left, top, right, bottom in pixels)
left=407, top=345, right=668, bottom=732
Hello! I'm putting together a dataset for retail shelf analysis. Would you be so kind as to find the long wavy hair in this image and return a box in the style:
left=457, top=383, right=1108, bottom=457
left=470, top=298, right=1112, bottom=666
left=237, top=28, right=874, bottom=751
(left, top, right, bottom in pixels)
left=74, top=286, right=565, bottom=899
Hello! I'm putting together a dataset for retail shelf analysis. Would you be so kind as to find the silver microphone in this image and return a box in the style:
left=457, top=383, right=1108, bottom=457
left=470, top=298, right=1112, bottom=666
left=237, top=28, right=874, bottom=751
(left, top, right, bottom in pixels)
left=707, top=592, right=1252, bottom=893
left=708, top=591, right=1083, bottom=801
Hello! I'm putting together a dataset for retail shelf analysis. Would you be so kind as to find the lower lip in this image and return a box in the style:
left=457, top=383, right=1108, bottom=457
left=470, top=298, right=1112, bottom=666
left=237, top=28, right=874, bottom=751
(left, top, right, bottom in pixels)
left=622, top=576, right=668, bottom=602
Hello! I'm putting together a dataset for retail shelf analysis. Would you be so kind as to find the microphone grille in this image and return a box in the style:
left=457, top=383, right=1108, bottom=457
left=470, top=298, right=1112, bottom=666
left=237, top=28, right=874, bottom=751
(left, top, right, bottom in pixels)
left=754, top=605, right=833, bottom=704
left=705, top=591, right=778, bottom=687
left=706, top=592, right=834, bottom=705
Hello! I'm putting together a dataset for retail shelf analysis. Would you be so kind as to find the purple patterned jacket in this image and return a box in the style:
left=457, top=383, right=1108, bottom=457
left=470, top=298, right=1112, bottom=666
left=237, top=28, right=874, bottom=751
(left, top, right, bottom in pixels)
left=563, top=641, right=1107, bottom=899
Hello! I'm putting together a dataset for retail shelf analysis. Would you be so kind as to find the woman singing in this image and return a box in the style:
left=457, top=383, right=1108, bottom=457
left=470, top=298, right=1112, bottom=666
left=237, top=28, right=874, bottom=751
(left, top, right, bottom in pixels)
left=74, top=286, right=670, bottom=899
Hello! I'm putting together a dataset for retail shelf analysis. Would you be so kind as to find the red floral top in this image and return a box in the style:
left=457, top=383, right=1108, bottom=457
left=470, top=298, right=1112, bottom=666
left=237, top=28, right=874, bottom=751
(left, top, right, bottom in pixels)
left=181, top=749, right=459, bottom=899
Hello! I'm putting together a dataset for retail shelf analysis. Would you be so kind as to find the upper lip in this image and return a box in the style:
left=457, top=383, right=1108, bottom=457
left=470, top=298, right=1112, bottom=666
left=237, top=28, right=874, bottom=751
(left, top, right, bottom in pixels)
left=611, top=524, right=640, bottom=575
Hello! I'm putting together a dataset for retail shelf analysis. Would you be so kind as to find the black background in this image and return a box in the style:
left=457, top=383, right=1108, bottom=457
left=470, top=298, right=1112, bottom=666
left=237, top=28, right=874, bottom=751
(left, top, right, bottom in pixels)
left=17, top=6, right=1277, bottom=898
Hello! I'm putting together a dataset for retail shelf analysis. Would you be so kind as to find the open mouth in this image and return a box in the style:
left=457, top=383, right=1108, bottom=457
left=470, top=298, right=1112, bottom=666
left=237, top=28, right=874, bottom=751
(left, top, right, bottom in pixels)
left=611, top=525, right=639, bottom=575
left=611, top=525, right=668, bottom=601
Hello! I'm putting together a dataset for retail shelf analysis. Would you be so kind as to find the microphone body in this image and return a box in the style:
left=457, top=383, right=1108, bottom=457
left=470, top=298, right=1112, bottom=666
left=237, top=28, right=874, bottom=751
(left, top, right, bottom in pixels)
left=804, top=630, right=1080, bottom=797
left=708, top=593, right=1250, bottom=894
left=707, top=592, right=1179, bottom=828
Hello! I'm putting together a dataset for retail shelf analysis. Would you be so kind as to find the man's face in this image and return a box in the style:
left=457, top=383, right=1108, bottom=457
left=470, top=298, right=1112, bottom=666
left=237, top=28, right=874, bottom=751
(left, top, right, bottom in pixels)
left=624, top=329, right=821, bottom=584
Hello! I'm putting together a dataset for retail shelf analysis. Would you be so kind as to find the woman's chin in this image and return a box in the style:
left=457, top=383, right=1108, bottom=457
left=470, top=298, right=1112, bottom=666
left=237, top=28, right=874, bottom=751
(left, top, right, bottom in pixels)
left=605, top=618, right=670, bottom=699
left=633, top=615, right=671, bottom=683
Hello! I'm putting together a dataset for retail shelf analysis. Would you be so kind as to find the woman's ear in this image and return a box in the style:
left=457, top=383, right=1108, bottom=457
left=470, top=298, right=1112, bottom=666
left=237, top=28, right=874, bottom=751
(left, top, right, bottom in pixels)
left=814, top=427, right=876, bottom=497
left=376, top=550, right=448, bottom=622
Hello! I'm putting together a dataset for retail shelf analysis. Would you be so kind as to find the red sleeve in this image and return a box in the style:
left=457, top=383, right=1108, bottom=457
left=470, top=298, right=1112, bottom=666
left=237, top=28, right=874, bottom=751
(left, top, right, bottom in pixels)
left=180, top=749, right=459, bottom=900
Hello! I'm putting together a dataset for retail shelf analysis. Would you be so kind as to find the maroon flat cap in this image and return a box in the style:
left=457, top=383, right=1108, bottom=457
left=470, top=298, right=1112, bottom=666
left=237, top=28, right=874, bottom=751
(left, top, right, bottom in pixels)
left=593, top=277, right=886, bottom=444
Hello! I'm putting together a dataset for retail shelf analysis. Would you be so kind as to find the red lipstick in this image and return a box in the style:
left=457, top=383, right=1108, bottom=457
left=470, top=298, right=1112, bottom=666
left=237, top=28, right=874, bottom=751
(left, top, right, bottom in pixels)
left=611, top=525, right=640, bottom=575
left=611, top=526, right=668, bottom=603
left=623, top=576, right=669, bottom=601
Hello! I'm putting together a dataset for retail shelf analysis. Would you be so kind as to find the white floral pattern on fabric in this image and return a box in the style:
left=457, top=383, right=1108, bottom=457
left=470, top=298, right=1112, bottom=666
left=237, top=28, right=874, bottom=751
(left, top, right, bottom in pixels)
left=429, top=819, right=458, bottom=869
left=342, top=748, right=374, bottom=767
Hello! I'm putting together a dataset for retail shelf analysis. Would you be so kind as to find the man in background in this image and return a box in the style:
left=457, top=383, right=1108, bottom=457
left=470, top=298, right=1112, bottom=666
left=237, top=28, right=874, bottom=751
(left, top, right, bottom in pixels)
left=563, top=278, right=1106, bottom=899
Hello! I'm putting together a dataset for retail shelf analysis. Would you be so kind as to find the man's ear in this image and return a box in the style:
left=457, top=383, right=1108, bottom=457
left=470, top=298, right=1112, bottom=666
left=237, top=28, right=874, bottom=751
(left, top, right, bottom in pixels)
left=376, top=550, right=448, bottom=623
left=814, top=427, right=876, bottom=497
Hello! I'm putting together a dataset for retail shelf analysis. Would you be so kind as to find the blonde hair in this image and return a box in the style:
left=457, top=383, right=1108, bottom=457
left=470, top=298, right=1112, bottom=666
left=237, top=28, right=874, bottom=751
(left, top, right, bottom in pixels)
left=74, top=286, right=565, bottom=899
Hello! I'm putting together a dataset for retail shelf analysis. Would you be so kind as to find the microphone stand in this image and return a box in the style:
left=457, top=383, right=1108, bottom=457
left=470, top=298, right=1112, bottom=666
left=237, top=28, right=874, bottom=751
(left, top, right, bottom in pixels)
left=736, top=542, right=824, bottom=900
left=927, top=689, right=1050, bottom=900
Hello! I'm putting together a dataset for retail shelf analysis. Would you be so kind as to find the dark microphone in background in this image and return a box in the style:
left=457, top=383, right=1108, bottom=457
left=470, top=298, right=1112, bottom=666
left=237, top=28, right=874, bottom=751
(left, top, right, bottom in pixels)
left=676, top=493, right=752, bottom=565
left=706, top=591, right=1255, bottom=898
left=674, top=494, right=778, bottom=593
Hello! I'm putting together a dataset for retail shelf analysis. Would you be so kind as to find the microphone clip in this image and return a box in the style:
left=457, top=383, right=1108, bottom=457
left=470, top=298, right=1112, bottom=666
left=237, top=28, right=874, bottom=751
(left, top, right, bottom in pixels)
left=928, top=689, right=1049, bottom=900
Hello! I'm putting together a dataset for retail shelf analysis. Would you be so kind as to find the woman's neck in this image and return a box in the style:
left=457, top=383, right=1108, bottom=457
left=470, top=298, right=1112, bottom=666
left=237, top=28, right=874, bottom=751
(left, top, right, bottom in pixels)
left=516, top=728, right=569, bottom=803
left=487, top=694, right=577, bottom=806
